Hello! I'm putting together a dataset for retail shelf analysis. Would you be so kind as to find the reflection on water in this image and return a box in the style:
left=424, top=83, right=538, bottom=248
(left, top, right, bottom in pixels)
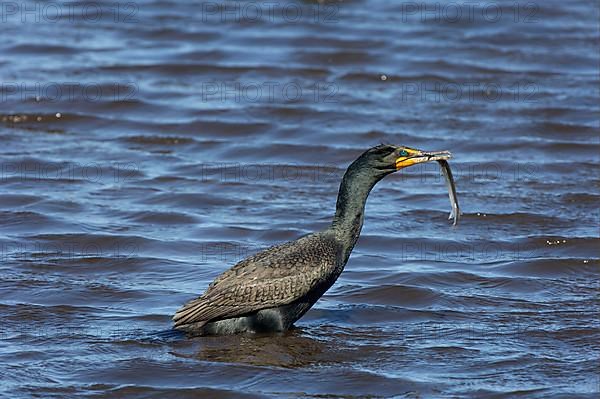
left=189, top=329, right=332, bottom=368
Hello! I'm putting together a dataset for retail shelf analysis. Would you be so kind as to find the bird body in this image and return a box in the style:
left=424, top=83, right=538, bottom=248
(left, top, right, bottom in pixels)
left=175, top=232, right=344, bottom=334
left=173, top=145, right=453, bottom=335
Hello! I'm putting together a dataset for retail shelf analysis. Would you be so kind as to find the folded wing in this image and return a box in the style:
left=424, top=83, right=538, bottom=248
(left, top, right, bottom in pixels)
left=173, top=233, right=340, bottom=329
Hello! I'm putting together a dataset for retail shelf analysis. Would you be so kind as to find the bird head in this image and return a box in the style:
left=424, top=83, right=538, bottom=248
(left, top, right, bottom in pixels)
left=358, top=144, right=452, bottom=176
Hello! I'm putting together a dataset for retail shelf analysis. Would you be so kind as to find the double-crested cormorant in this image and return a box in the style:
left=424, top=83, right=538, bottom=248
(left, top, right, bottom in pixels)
left=173, top=144, right=453, bottom=335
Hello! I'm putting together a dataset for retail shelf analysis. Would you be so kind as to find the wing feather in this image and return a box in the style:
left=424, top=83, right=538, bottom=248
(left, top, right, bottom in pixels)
left=173, top=234, right=340, bottom=328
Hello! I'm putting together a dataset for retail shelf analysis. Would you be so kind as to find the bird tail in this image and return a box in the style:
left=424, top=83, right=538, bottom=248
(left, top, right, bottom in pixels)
left=172, top=297, right=209, bottom=329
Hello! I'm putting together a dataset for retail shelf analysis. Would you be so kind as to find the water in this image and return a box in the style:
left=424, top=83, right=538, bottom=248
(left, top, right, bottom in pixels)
left=1, top=0, right=599, bottom=397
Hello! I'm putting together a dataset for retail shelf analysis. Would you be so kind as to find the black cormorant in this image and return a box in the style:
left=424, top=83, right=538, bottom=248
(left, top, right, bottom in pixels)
left=173, top=144, right=455, bottom=335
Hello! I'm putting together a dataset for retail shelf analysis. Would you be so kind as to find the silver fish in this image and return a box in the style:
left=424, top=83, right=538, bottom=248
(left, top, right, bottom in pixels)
left=437, top=159, right=461, bottom=226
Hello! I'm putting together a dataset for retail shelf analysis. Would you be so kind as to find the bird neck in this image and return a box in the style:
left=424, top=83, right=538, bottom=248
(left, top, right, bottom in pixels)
left=330, top=166, right=382, bottom=262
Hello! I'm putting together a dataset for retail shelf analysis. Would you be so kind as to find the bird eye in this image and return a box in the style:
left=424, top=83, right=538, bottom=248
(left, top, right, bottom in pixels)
left=399, top=150, right=409, bottom=157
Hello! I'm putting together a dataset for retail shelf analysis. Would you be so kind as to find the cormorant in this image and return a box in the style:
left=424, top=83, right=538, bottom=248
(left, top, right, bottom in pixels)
left=173, top=144, right=453, bottom=335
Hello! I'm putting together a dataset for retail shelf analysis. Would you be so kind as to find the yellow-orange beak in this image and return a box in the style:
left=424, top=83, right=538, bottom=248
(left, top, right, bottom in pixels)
left=395, top=149, right=452, bottom=170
